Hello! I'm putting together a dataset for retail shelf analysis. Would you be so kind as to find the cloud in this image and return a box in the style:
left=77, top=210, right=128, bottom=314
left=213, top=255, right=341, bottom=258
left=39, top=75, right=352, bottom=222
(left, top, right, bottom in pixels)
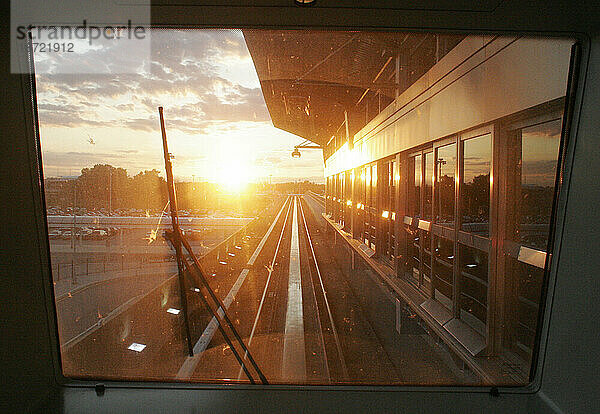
left=35, top=29, right=324, bottom=181
left=34, top=30, right=266, bottom=132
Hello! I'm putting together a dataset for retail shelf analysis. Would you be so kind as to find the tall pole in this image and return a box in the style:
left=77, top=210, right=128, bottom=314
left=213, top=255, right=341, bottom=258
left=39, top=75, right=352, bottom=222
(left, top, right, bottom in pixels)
left=159, top=106, right=194, bottom=357
left=72, top=180, right=77, bottom=252
left=109, top=169, right=112, bottom=215
left=437, top=158, right=446, bottom=222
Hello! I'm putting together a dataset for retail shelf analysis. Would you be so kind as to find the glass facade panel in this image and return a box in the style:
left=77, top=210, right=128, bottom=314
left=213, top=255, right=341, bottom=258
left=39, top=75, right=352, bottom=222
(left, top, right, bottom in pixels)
left=461, top=134, right=491, bottom=237
left=433, top=236, right=454, bottom=310
left=505, top=258, right=545, bottom=364
left=517, top=119, right=562, bottom=250
left=421, top=230, right=432, bottom=295
left=503, top=117, right=562, bottom=372
left=424, top=152, right=433, bottom=221
left=436, top=143, right=457, bottom=227
left=409, top=155, right=422, bottom=218
left=459, top=244, right=488, bottom=334
left=408, top=230, right=421, bottom=287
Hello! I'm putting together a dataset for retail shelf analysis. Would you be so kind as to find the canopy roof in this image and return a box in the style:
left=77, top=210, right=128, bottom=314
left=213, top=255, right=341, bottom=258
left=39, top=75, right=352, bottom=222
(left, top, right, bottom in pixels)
left=243, top=30, right=465, bottom=152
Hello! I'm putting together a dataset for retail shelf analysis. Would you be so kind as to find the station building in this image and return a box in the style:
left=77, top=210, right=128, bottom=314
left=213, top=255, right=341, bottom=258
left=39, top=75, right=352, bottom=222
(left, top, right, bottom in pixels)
left=246, top=32, right=573, bottom=383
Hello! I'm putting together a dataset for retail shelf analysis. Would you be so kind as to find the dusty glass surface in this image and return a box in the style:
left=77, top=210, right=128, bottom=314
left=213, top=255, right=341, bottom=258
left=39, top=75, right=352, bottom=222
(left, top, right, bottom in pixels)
left=34, top=29, right=571, bottom=386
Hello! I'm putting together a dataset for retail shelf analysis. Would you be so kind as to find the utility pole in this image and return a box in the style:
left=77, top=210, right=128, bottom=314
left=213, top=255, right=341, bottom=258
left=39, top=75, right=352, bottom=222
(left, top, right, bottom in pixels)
left=437, top=158, right=446, bottom=220
left=71, top=180, right=77, bottom=251
left=109, top=168, right=112, bottom=215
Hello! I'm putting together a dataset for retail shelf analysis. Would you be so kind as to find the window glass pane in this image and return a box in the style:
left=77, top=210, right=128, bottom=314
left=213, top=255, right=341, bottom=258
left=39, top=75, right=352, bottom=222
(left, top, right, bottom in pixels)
left=421, top=230, right=432, bottom=296
left=33, top=28, right=571, bottom=387
left=517, top=119, right=562, bottom=250
left=424, top=152, right=433, bottom=220
left=459, top=244, right=488, bottom=335
left=436, top=143, right=456, bottom=227
left=410, top=155, right=422, bottom=218
left=433, top=236, right=454, bottom=310
left=461, top=134, right=491, bottom=237
left=407, top=230, right=421, bottom=287
left=504, top=258, right=544, bottom=367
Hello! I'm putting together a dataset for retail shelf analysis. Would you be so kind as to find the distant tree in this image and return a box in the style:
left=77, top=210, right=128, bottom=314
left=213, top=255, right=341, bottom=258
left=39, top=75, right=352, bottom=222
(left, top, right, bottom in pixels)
left=77, top=164, right=128, bottom=211
left=130, top=169, right=168, bottom=211
left=462, top=173, right=490, bottom=222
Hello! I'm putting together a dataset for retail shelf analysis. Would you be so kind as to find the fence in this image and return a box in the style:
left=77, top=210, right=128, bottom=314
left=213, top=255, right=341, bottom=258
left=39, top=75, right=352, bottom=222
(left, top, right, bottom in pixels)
left=51, top=255, right=176, bottom=283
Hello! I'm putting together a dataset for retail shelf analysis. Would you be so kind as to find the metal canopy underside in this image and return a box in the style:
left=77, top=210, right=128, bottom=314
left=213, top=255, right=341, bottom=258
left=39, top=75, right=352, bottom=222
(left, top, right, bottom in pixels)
left=243, top=30, right=465, bottom=148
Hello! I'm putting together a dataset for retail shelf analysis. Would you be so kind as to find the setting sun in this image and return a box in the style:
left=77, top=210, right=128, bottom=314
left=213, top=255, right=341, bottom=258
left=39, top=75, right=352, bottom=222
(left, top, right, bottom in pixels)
left=208, top=149, right=256, bottom=193
left=215, top=161, right=252, bottom=193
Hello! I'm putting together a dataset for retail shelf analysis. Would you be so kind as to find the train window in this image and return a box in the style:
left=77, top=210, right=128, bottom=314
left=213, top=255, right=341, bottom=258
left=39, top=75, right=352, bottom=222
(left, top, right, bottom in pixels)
left=32, top=28, right=573, bottom=388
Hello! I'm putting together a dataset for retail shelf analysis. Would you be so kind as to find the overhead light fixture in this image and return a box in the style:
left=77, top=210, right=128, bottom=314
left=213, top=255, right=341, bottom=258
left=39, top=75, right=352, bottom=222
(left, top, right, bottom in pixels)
left=291, top=148, right=301, bottom=158
left=294, top=0, right=316, bottom=6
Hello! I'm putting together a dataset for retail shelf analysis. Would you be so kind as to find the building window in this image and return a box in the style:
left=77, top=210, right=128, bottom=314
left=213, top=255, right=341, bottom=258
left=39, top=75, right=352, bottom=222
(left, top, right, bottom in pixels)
left=503, top=117, right=562, bottom=371
left=409, top=155, right=421, bottom=218
left=403, top=151, right=432, bottom=295
left=435, top=142, right=457, bottom=228
left=460, top=134, right=491, bottom=237
left=433, top=236, right=454, bottom=311
left=515, top=120, right=561, bottom=250
left=424, top=152, right=434, bottom=221
left=379, top=159, right=396, bottom=263
left=458, top=244, right=489, bottom=335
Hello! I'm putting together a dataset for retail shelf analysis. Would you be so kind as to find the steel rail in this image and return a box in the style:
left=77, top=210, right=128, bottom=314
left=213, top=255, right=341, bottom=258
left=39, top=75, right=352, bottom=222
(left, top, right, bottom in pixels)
left=299, top=197, right=348, bottom=380
left=298, top=199, right=332, bottom=383
left=237, top=196, right=293, bottom=380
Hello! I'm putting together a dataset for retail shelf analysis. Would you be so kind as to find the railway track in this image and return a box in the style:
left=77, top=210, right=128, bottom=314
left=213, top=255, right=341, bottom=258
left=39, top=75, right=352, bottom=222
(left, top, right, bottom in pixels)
left=298, top=195, right=348, bottom=381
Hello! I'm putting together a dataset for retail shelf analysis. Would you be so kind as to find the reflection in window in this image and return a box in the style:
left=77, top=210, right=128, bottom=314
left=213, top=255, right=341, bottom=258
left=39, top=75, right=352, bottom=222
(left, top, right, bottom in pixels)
left=421, top=229, right=432, bottom=296
left=406, top=228, right=420, bottom=288
left=505, top=259, right=544, bottom=365
left=409, top=155, right=422, bottom=218
left=461, top=135, right=491, bottom=237
left=517, top=119, right=561, bottom=250
left=433, top=236, right=454, bottom=310
left=503, top=117, right=562, bottom=373
left=435, top=143, right=456, bottom=227
left=424, top=152, right=433, bottom=221
left=459, top=244, right=488, bottom=335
